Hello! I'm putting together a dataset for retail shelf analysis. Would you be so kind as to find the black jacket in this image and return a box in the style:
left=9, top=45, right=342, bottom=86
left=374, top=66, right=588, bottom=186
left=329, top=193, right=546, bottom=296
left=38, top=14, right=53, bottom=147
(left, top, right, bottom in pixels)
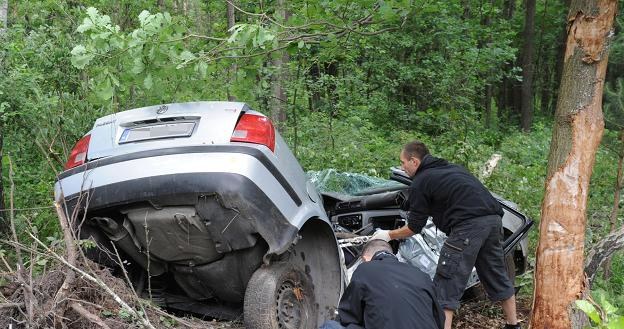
left=406, top=155, right=503, bottom=235
left=337, top=252, right=444, bottom=329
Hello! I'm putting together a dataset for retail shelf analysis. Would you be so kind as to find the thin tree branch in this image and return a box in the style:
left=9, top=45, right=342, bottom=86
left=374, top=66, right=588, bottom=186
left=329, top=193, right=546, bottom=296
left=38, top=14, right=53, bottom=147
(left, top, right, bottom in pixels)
left=70, top=302, right=112, bottom=329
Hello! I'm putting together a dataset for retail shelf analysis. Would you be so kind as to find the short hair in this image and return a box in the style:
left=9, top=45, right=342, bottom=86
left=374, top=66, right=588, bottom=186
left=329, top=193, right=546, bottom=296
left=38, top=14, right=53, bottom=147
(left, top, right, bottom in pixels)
left=362, top=239, right=393, bottom=259
left=402, top=141, right=430, bottom=160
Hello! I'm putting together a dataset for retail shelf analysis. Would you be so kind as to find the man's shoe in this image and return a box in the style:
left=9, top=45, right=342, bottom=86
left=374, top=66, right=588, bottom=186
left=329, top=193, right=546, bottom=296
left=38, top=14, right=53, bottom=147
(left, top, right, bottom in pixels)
left=503, top=324, right=521, bottom=329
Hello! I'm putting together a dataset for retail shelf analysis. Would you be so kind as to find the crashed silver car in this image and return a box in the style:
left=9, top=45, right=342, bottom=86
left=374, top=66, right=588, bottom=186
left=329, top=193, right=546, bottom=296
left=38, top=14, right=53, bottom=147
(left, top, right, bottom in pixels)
left=311, top=169, right=533, bottom=296
left=55, top=102, right=342, bottom=329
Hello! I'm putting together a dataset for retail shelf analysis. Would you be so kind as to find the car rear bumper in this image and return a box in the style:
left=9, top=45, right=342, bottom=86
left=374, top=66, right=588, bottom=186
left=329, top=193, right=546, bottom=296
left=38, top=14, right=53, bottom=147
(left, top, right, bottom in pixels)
left=55, top=145, right=305, bottom=258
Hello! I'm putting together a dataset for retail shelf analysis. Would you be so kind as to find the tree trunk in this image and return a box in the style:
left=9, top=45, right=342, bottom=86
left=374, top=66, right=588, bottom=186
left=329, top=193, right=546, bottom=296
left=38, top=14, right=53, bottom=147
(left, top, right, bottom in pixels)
left=271, top=0, right=289, bottom=128
left=226, top=0, right=237, bottom=101
left=530, top=1, right=617, bottom=328
left=0, top=0, right=7, bottom=235
left=602, top=132, right=624, bottom=279
left=534, top=0, right=546, bottom=114
left=549, top=0, right=572, bottom=115
left=521, top=0, right=536, bottom=131
left=485, top=85, right=493, bottom=128
left=0, top=0, right=6, bottom=34
left=498, top=0, right=516, bottom=121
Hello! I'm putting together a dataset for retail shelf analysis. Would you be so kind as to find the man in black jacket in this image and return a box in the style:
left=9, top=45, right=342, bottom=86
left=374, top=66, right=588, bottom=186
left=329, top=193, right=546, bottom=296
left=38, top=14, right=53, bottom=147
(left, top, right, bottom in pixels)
left=320, top=239, right=444, bottom=329
left=372, top=141, right=520, bottom=329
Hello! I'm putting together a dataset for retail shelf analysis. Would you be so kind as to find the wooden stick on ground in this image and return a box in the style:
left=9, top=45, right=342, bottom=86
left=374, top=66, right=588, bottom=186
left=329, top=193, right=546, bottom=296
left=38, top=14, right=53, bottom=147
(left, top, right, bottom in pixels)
left=70, top=302, right=112, bottom=329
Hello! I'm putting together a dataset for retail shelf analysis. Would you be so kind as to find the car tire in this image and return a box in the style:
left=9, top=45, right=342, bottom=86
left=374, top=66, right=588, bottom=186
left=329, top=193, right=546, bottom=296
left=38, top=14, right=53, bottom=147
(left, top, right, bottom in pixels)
left=244, top=262, right=317, bottom=329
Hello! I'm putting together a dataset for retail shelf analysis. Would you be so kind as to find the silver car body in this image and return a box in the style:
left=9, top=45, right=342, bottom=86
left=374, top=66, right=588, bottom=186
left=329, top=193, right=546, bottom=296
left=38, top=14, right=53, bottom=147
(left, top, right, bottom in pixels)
left=54, top=101, right=342, bottom=325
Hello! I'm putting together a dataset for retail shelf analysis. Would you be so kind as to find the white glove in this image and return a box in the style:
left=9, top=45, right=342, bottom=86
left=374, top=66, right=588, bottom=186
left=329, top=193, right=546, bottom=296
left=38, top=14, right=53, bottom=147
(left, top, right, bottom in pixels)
left=371, top=229, right=391, bottom=242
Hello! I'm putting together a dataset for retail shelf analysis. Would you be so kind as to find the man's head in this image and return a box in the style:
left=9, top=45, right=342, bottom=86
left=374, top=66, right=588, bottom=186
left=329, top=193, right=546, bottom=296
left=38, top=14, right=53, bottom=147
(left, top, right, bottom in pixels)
left=400, top=141, right=430, bottom=178
left=361, top=239, right=393, bottom=262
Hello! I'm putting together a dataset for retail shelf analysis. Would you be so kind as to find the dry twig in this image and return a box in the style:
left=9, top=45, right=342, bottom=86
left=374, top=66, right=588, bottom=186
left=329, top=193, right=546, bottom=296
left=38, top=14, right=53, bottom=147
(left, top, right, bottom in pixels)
left=70, top=302, right=112, bottom=329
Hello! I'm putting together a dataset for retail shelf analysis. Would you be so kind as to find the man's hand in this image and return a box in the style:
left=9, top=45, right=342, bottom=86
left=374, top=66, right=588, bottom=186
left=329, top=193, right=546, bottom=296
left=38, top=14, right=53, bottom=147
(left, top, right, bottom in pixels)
left=371, top=229, right=391, bottom=242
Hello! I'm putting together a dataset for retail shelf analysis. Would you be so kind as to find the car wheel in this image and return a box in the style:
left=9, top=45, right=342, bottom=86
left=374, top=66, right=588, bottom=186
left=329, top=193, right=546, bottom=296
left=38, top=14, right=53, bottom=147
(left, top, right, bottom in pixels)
left=244, top=262, right=317, bottom=329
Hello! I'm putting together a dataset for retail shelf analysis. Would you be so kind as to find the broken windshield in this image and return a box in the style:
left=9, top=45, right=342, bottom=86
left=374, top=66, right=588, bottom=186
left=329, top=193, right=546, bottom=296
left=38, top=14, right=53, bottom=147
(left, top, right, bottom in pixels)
left=307, top=169, right=405, bottom=196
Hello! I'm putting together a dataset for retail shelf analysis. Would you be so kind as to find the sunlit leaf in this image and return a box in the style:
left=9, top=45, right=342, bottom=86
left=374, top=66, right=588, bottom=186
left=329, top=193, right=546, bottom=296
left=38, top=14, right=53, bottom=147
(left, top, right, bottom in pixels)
left=575, top=300, right=602, bottom=325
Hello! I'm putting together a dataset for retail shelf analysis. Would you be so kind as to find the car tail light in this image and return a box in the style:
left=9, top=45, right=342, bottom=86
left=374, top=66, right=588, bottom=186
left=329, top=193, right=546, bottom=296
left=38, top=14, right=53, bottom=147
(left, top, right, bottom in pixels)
left=64, top=134, right=91, bottom=170
left=230, top=114, right=275, bottom=152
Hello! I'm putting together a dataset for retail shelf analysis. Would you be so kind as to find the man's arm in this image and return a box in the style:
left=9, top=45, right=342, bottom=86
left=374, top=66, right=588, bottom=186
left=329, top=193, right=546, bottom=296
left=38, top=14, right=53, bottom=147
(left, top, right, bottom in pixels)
left=389, top=225, right=416, bottom=240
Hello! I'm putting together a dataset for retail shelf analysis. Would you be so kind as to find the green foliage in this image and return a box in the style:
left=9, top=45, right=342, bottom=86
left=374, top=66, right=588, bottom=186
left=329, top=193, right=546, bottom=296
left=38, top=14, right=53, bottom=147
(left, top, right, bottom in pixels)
left=575, top=290, right=624, bottom=328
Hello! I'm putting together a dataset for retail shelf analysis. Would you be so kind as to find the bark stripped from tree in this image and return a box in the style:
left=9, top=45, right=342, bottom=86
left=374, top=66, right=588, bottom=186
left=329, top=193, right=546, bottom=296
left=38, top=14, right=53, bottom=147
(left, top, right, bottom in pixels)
left=530, top=1, right=617, bottom=328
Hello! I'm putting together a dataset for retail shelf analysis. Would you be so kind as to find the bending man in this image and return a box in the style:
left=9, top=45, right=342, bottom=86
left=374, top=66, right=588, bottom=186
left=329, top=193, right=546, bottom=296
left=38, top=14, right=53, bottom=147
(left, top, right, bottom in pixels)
left=321, top=239, right=444, bottom=329
left=372, top=141, right=520, bottom=329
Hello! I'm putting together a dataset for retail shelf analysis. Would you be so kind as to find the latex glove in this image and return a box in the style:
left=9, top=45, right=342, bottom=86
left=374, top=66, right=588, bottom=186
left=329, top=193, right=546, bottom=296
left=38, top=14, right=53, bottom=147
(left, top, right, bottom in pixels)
left=371, top=229, right=391, bottom=242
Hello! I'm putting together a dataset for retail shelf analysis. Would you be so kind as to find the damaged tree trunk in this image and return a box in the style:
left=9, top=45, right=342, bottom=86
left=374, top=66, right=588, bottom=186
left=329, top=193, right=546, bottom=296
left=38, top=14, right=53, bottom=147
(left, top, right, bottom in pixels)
left=530, top=1, right=617, bottom=328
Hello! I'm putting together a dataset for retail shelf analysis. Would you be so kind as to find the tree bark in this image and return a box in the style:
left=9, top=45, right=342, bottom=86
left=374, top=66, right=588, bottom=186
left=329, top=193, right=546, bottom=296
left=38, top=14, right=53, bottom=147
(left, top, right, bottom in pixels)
left=0, top=0, right=7, bottom=235
left=498, top=0, right=516, bottom=121
left=0, top=0, right=6, bottom=34
left=530, top=1, right=617, bottom=328
left=549, top=0, right=572, bottom=115
left=271, top=0, right=289, bottom=128
left=521, top=0, right=536, bottom=131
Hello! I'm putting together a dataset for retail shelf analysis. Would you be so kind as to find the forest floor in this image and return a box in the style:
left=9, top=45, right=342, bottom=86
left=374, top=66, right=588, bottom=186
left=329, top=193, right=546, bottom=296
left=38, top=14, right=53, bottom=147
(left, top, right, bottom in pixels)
left=0, top=260, right=531, bottom=328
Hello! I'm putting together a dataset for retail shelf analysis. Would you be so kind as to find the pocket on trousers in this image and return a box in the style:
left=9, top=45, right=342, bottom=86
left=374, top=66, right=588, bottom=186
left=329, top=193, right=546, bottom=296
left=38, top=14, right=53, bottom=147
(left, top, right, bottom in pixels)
left=437, top=242, right=463, bottom=279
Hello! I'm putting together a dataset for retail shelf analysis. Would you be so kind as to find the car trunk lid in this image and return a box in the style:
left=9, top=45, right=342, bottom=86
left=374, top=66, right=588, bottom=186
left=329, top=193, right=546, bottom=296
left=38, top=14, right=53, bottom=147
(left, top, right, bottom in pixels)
left=86, top=102, right=247, bottom=160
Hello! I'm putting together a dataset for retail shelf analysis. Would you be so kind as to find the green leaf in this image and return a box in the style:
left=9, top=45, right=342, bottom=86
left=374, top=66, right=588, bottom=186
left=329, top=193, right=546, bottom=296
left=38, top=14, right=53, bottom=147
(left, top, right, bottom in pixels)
left=138, top=10, right=151, bottom=26
left=131, top=57, right=145, bottom=74
left=143, top=73, right=153, bottom=90
left=179, top=50, right=196, bottom=62
left=196, top=62, right=208, bottom=79
left=575, top=300, right=602, bottom=325
left=77, top=17, right=95, bottom=33
left=85, top=7, right=99, bottom=20
left=600, top=294, right=618, bottom=315
left=70, top=45, right=94, bottom=69
left=298, top=40, right=305, bottom=48
left=95, top=77, right=114, bottom=101
left=607, top=316, right=624, bottom=329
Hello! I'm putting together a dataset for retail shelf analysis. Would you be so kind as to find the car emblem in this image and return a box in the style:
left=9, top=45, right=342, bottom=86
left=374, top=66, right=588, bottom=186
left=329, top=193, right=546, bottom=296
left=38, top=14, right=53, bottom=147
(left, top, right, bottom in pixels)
left=156, top=105, right=168, bottom=114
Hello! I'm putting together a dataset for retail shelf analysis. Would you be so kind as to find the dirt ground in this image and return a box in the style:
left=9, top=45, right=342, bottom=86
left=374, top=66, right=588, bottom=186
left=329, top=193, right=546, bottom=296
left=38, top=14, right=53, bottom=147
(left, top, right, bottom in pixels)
left=454, top=294, right=532, bottom=328
left=0, top=261, right=530, bottom=328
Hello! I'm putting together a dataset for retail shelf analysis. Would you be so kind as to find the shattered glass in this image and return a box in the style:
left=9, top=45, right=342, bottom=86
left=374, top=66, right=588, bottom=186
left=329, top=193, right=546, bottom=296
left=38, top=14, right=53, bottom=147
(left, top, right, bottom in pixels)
left=307, top=169, right=403, bottom=195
